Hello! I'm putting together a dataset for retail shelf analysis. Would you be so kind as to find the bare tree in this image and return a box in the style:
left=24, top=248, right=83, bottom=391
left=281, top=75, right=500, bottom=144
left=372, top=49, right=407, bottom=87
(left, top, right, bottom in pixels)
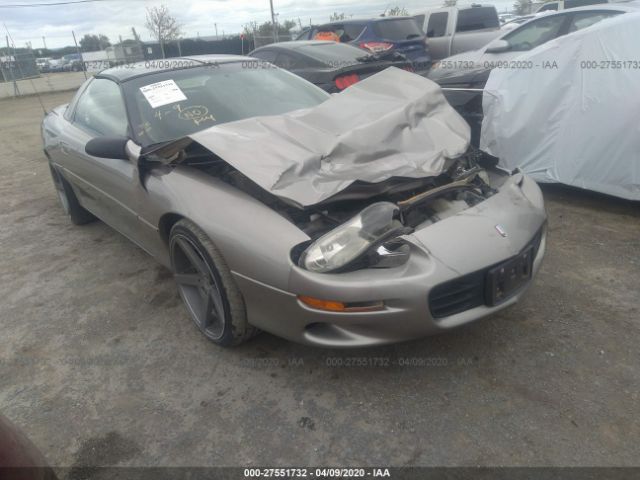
left=145, top=4, right=182, bottom=59
left=443, top=0, right=458, bottom=6
left=330, top=12, right=347, bottom=21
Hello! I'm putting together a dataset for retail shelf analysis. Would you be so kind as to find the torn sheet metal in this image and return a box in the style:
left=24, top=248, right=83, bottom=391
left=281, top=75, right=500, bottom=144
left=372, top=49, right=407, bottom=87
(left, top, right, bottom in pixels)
left=480, top=13, right=640, bottom=201
left=185, top=68, right=470, bottom=206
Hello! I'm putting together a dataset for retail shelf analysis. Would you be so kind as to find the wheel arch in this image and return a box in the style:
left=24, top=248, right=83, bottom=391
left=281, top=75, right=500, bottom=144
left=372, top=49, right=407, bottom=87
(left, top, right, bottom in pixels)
left=158, top=212, right=186, bottom=247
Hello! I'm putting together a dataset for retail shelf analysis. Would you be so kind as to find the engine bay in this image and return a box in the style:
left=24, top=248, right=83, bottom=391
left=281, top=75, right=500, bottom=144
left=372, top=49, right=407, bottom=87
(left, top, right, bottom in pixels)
left=180, top=142, right=503, bottom=242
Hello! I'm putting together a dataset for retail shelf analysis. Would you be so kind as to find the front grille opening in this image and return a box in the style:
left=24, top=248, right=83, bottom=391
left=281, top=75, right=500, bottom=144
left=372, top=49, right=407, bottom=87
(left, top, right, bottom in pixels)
left=428, top=226, right=544, bottom=319
left=429, top=271, right=485, bottom=318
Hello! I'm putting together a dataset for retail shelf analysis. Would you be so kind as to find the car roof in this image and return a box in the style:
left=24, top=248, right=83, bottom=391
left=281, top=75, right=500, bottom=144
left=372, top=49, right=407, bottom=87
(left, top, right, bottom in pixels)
left=536, top=1, right=640, bottom=14
left=316, top=16, right=419, bottom=26
left=414, top=3, right=496, bottom=12
left=96, top=54, right=246, bottom=83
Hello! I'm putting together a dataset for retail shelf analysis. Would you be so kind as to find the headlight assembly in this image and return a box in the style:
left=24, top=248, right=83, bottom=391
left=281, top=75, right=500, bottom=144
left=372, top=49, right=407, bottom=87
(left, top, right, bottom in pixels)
left=298, top=202, right=408, bottom=273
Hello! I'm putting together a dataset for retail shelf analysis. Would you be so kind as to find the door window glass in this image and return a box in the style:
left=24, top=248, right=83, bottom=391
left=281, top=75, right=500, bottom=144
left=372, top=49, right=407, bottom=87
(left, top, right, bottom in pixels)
left=73, top=78, right=128, bottom=136
left=502, top=15, right=567, bottom=51
left=427, top=12, right=449, bottom=37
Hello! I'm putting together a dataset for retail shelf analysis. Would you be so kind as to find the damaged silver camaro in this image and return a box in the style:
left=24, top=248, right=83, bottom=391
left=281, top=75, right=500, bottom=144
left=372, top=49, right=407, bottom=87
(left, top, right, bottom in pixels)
left=42, top=56, right=547, bottom=347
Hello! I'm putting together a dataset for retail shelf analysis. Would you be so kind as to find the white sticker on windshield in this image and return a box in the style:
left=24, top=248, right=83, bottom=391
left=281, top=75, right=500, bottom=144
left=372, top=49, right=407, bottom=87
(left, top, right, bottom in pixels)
left=140, top=79, right=187, bottom=108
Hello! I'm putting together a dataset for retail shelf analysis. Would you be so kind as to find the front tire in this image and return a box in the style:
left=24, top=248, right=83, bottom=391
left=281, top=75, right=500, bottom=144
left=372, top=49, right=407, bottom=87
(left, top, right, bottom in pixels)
left=49, top=164, right=95, bottom=225
left=169, top=219, right=258, bottom=347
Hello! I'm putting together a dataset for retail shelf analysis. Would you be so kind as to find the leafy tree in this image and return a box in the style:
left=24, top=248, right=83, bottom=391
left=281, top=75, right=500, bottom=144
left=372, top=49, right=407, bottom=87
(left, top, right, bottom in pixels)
left=145, top=4, right=182, bottom=58
left=384, top=6, right=409, bottom=16
left=79, top=34, right=110, bottom=52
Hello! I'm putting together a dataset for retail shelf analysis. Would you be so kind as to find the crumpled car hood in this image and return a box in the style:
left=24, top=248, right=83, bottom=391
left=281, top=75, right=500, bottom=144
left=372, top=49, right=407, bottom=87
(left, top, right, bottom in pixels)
left=165, top=68, right=470, bottom=207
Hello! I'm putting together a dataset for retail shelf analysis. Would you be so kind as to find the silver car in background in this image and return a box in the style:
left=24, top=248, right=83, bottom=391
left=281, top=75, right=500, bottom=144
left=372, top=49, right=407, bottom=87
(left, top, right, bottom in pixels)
left=42, top=56, right=547, bottom=348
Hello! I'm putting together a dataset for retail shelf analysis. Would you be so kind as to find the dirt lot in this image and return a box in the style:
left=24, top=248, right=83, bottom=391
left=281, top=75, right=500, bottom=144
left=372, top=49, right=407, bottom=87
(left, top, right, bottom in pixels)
left=0, top=92, right=639, bottom=469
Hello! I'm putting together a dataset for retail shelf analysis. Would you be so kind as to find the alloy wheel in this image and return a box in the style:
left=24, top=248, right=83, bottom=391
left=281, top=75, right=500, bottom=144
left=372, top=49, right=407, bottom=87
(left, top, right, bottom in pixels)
left=171, top=235, right=226, bottom=340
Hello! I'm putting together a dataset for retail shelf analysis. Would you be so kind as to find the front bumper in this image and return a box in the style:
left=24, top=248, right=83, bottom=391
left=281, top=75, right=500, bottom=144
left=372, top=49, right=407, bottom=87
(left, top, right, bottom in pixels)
left=234, top=173, right=547, bottom=347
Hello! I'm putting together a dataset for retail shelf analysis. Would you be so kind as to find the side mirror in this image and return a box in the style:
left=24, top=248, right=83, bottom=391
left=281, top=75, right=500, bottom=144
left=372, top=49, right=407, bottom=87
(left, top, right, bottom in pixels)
left=485, top=39, right=510, bottom=54
left=85, top=136, right=129, bottom=160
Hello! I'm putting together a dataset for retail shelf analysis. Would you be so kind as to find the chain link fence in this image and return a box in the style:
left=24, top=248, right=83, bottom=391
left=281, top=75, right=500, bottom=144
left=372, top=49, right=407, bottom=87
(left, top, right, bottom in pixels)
left=0, top=51, right=39, bottom=83
left=0, top=31, right=285, bottom=98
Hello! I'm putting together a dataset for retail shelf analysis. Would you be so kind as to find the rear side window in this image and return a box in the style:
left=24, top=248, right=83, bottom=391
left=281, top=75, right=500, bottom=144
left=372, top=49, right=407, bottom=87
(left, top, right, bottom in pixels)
left=456, top=7, right=500, bottom=32
left=251, top=49, right=278, bottom=63
left=427, top=12, right=449, bottom=37
left=343, top=23, right=366, bottom=41
left=372, top=18, right=424, bottom=40
left=274, top=52, right=304, bottom=70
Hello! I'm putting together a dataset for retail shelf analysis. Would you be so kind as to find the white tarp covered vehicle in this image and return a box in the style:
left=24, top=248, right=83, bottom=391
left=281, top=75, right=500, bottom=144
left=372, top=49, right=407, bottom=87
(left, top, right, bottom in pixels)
left=480, top=12, right=640, bottom=200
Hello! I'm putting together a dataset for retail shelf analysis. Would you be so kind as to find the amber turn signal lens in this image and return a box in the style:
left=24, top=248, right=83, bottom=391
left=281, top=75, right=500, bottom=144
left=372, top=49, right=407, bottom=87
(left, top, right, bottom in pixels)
left=298, top=296, right=384, bottom=313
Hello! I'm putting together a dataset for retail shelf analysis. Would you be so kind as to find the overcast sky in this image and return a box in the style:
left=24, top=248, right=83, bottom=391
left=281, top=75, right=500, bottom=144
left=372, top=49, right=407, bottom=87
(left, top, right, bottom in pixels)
left=1, top=0, right=514, bottom=50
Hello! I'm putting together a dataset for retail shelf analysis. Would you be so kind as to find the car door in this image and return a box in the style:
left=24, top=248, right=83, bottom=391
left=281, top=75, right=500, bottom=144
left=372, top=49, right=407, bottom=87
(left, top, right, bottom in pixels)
left=59, top=78, right=143, bottom=246
left=424, top=11, right=450, bottom=60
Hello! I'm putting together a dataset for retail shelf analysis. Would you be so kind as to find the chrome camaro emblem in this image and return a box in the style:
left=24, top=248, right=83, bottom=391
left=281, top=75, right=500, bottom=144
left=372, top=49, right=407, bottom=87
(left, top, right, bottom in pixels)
left=495, top=225, right=508, bottom=237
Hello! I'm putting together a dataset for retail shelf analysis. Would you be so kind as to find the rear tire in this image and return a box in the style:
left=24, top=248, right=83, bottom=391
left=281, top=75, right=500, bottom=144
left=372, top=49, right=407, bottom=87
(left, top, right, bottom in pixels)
left=169, top=219, right=259, bottom=347
left=49, top=164, right=95, bottom=225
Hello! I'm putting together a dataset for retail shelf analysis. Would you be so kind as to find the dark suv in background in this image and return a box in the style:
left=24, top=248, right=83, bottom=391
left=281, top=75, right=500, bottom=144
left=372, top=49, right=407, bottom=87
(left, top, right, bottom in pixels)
left=295, top=17, right=432, bottom=71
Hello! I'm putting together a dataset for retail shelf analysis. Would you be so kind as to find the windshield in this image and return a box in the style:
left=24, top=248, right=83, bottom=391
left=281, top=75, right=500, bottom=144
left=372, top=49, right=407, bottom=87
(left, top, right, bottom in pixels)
left=123, top=63, right=330, bottom=145
left=372, top=18, right=424, bottom=41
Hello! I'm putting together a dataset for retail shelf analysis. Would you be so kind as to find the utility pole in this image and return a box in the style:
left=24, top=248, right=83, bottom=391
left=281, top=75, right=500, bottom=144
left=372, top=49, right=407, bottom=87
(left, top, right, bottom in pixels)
left=71, top=30, right=87, bottom=80
left=132, top=27, right=143, bottom=61
left=269, top=0, right=278, bottom=43
left=42, top=36, right=47, bottom=50
left=214, top=23, right=218, bottom=39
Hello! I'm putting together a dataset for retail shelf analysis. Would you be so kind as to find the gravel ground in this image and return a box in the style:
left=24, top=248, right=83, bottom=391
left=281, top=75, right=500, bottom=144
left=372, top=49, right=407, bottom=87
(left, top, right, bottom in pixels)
left=0, top=92, right=639, bottom=469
